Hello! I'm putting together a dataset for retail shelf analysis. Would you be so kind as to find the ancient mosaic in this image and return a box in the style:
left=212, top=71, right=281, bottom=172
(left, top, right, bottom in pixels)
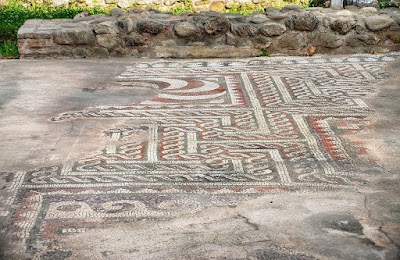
left=1, top=53, right=398, bottom=253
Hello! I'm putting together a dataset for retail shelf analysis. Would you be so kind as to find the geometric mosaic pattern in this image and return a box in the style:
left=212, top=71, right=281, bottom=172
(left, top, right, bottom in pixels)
left=1, top=53, right=398, bottom=254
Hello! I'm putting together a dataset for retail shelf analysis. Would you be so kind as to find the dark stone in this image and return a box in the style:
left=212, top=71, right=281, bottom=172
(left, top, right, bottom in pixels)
left=246, top=14, right=270, bottom=24
left=264, top=7, right=280, bottom=13
left=60, top=48, right=73, bottom=57
left=118, top=18, right=135, bottom=33
left=364, top=15, right=394, bottom=32
left=94, top=21, right=119, bottom=35
left=259, top=23, right=286, bottom=36
left=393, top=14, right=400, bottom=25
left=203, top=16, right=230, bottom=35
left=174, top=22, right=199, bottom=38
left=53, top=28, right=96, bottom=45
left=137, top=20, right=167, bottom=34
left=150, top=13, right=172, bottom=19
left=277, top=32, right=307, bottom=50
left=73, top=47, right=90, bottom=58
left=231, top=23, right=259, bottom=37
left=224, top=14, right=246, bottom=23
left=285, top=13, right=319, bottom=31
left=314, top=32, right=343, bottom=48
left=346, top=33, right=378, bottom=47
left=226, top=32, right=236, bottom=45
left=331, top=18, right=356, bottom=35
left=387, top=31, right=400, bottom=43
left=266, top=12, right=288, bottom=20
left=109, top=8, right=125, bottom=17
left=252, top=35, right=272, bottom=48
left=93, top=47, right=110, bottom=58
left=123, top=32, right=145, bottom=47
left=206, top=35, right=226, bottom=46
left=96, top=34, right=120, bottom=49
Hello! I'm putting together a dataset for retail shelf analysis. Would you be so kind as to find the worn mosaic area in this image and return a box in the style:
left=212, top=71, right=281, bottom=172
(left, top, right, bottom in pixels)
left=1, top=53, right=398, bottom=253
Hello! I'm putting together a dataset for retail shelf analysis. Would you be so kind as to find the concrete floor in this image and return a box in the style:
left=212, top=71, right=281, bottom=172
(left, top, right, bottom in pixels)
left=0, top=54, right=399, bottom=259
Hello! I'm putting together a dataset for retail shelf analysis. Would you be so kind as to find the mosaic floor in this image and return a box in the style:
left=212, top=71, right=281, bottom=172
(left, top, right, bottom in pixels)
left=1, top=53, right=398, bottom=253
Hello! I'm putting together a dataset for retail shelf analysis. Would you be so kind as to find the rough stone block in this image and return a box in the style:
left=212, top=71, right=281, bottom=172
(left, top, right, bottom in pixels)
left=259, top=23, right=286, bottom=37
left=203, top=16, right=230, bottom=35
left=264, top=7, right=280, bottom=13
left=314, top=32, right=343, bottom=48
left=53, top=28, right=96, bottom=45
left=393, top=14, right=400, bottom=26
left=96, top=34, right=120, bottom=49
left=137, top=20, right=167, bottom=34
left=266, top=12, right=289, bottom=21
left=123, top=32, right=145, bottom=46
left=286, top=13, right=319, bottom=31
left=359, top=6, right=377, bottom=14
left=109, top=8, right=125, bottom=17
left=73, top=47, right=91, bottom=58
left=18, top=20, right=54, bottom=39
left=119, top=18, right=135, bottom=33
left=346, top=33, right=378, bottom=47
left=94, top=21, right=119, bottom=35
left=276, top=32, right=307, bottom=50
left=231, top=23, right=258, bottom=37
left=93, top=47, right=110, bottom=57
left=174, top=22, right=199, bottom=38
left=246, top=14, right=271, bottom=24
left=252, top=35, right=272, bottom=49
left=150, top=13, right=172, bottom=20
left=226, top=32, right=236, bottom=45
left=364, top=16, right=394, bottom=32
left=331, top=18, right=356, bottom=35
left=24, top=39, right=53, bottom=48
left=225, top=14, right=246, bottom=23
left=387, top=32, right=400, bottom=43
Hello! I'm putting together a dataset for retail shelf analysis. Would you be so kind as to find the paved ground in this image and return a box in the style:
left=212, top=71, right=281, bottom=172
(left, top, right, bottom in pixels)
left=0, top=53, right=399, bottom=259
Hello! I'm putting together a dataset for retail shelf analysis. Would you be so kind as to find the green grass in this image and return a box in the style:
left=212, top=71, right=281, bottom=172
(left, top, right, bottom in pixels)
left=378, top=0, right=399, bottom=8
left=170, top=0, right=194, bottom=15
left=0, top=39, right=19, bottom=58
left=226, top=3, right=265, bottom=15
left=0, top=0, right=107, bottom=58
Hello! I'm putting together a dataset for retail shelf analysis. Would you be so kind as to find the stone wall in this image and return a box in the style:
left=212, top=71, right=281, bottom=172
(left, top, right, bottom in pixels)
left=18, top=5, right=400, bottom=58
left=26, top=0, right=306, bottom=13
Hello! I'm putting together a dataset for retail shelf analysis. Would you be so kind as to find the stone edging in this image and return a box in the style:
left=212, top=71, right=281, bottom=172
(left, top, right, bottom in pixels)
left=17, top=5, right=400, bottom=58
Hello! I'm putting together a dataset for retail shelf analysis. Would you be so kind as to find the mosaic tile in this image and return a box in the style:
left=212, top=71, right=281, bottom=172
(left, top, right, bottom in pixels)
left=2, top=53, right=399, bottom=254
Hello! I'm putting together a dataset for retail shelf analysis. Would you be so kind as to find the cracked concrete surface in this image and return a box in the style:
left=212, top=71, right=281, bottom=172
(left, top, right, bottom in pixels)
left=0, top=55, right=399, bottom=259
